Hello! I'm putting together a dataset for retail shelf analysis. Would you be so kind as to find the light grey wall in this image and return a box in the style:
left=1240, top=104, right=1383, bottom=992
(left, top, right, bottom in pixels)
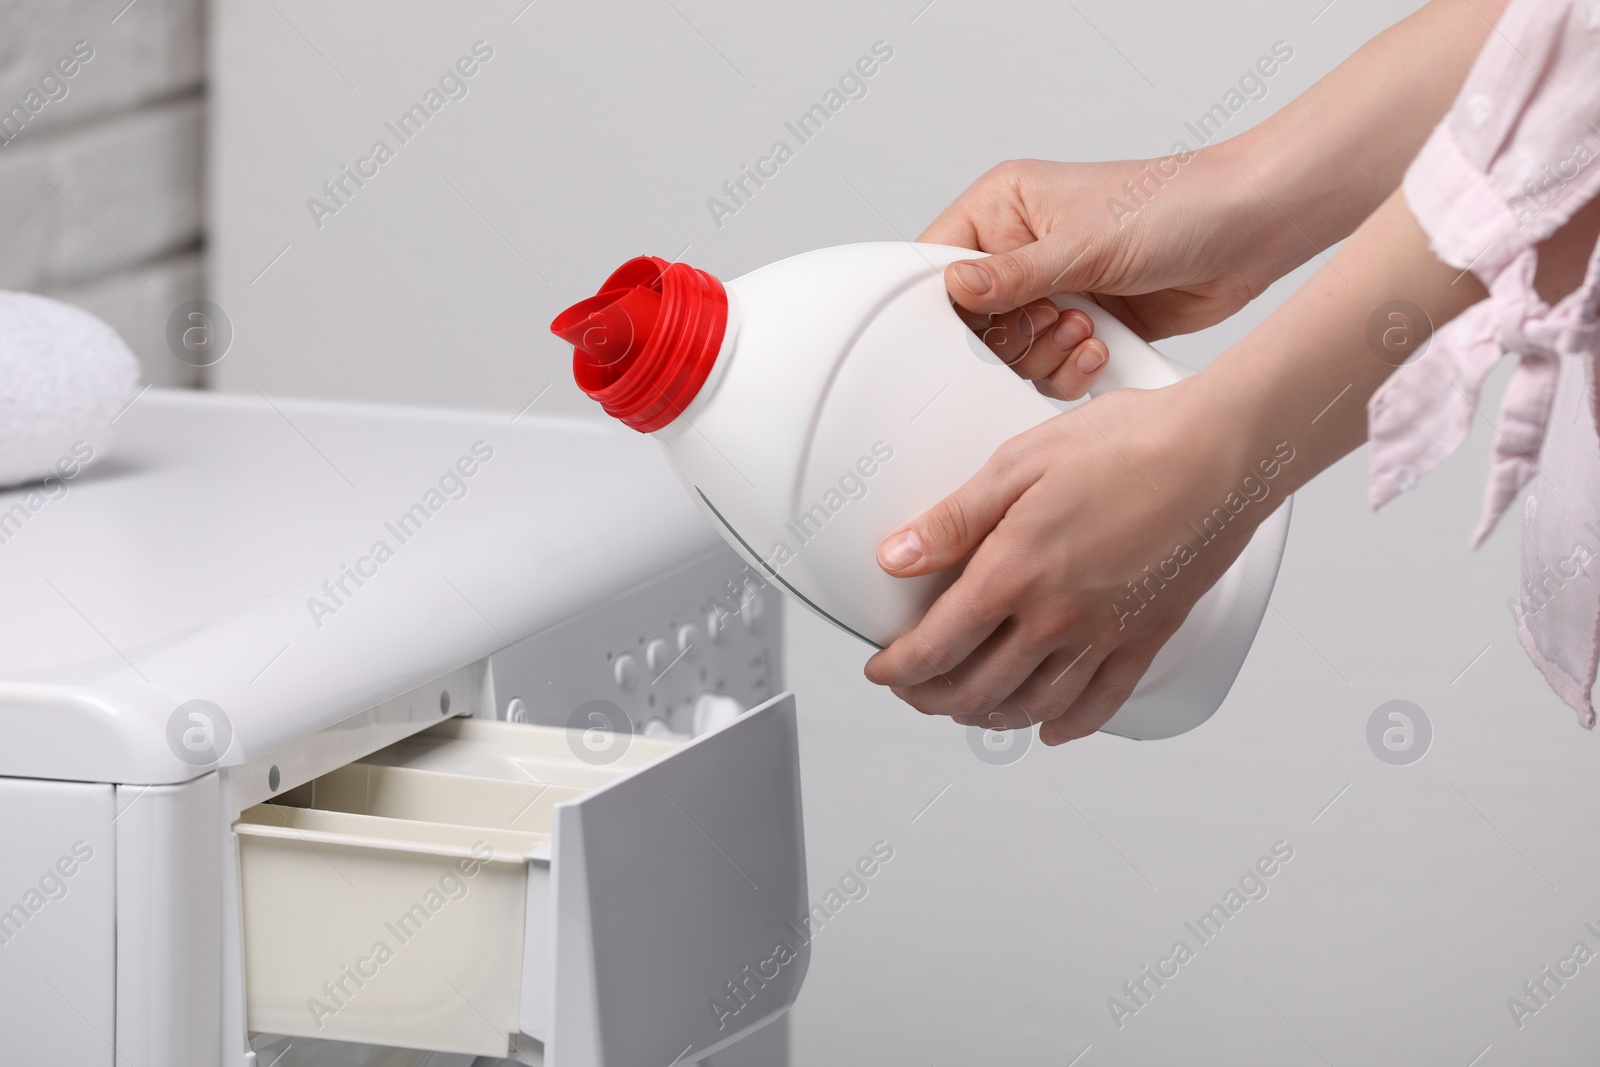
left=208, top=0, right=1418, bottom=413
left=0, top=0, right=205, bottom=387
left=205, top=2, right=1600, bottom=1064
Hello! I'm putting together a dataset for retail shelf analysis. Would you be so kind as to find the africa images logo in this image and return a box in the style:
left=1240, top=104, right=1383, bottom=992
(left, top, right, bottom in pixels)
left=166, top=699, right=233, bottom=767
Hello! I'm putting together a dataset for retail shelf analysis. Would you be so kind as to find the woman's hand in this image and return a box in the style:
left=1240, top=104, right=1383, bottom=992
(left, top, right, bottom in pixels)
left=927, top=0, right=1516, bottom=397
left=872, top=180, right=1511, bottom=744
left=874, top=0, right=1521, bottom=742
left=864, top=377, right=1284, bottom=744
left=921, top=149, right=1278, bottom=400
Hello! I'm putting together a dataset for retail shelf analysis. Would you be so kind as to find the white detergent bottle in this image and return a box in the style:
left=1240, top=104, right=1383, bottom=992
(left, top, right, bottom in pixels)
left=551, top=242, right=1290, bottom=740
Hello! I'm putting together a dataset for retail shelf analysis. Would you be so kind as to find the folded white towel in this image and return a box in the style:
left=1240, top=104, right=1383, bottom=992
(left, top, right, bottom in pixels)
left=0, top=291, right=140, bottom=489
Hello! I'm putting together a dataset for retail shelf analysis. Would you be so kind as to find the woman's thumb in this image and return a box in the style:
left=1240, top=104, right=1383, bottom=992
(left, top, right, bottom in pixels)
left=946, top=239, right=1093, bottom=315
left=878, top=469, right=1015, bottom=577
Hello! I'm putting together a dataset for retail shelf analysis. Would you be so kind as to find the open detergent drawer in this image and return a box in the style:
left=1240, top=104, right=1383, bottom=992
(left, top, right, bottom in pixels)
left=234, top=692, right=807, bottom=1065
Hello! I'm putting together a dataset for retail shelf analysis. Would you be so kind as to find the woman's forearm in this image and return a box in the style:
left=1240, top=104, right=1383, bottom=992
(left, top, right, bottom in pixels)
left=1210, top=0, right=1510, bottom=285
left=1197, top=157, right=1600, bottom=503
left=1194, top=188, right=1486, bottom=488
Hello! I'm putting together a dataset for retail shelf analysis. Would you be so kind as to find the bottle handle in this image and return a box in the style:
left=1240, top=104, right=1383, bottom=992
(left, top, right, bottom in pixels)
left=917, top=243, right=1190, bottom=393
left=1050, top=294, right=1189, bottom=392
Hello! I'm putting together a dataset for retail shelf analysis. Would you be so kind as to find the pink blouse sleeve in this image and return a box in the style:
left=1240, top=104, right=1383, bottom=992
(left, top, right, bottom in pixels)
left=1367, top=0, right=1600, bottom=725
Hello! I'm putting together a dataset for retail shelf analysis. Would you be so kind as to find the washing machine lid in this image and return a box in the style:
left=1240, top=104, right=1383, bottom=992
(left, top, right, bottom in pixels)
left=0, top=389, right=717, bottom=784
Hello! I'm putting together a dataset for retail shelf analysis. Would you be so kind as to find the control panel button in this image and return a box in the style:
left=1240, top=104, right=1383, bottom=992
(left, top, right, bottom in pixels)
left=645, top=638, right=670, bottom=674
left=612, top=653, right=638, bottom=691
left=693, top=693, right=744, bottom=735
left=676, top=624, right=698, bottom=659
left=740, top=587, right=764, bottom=631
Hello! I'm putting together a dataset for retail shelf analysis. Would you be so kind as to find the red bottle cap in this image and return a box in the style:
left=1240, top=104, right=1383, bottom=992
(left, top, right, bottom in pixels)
left=551, top=256, right=728, bottom=433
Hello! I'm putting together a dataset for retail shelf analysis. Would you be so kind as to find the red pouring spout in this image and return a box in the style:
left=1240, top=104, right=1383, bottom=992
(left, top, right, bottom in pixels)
left=551, top=283, right=661, bottom=369
left=550, top=255, right=728, bottom=433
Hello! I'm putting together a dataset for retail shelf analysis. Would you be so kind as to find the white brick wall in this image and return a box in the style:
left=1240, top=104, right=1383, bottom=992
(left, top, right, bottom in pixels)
left=1, top=98, right=202, bottom=287
left=0, top=0, right=203, bottom=388
left=0, top=0, right=201, bottom=139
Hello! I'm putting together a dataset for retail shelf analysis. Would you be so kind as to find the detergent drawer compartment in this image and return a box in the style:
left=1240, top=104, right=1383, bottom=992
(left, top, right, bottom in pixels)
left=234, top=692, right=807, bottom=1066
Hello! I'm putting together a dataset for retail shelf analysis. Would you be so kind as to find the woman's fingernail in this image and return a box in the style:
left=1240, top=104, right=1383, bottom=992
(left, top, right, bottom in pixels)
left=1022, top=303, right=1059, bottom=342
left=952, top=261, right=992, bottom=296
left=878, top=528, right=923, bottom=569
left=1075, top=340, right=1107, bottom=375
left=1051, top=310, right=1091, bottom=352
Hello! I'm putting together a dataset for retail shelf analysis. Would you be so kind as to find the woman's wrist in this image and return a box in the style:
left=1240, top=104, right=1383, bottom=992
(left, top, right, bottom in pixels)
left=1185, top=135, right=1306, bottom=297
left=1214, top=121, right=1354, bottom=292
left=1170, top=357, right=1301, bottom=500
left=1180, top=186, right=1492, bottom=504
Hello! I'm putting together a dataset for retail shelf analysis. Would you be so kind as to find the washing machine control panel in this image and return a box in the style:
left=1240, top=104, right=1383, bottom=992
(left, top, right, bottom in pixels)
left=487, top=547, right=781, bottom=739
